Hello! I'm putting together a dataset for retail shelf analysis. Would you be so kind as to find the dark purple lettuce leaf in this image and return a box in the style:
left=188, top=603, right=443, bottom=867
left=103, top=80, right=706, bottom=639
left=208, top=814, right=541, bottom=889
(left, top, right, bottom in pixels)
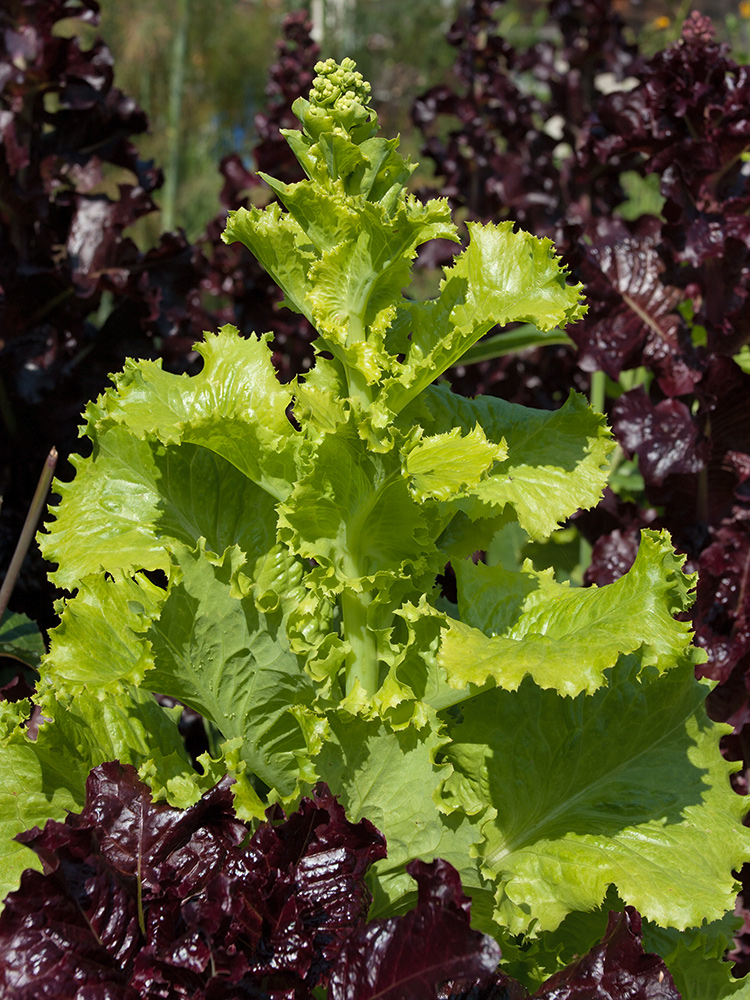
left=611, top=387, right=708, bottom=487
left=329, top=858, right=502, bottom=1000
left=694, top=524, right=750, bottom=687
left=240, top=783, right=387, bottom=989
left=441, top=979, right=529, bottom=1000
left=567, top=217, right=702, bottom=396
left=0, top=864, right=140, bottom=999
left=533, top=907, right=680, bottom=1000
left=0, top=763, right=387, bottom=999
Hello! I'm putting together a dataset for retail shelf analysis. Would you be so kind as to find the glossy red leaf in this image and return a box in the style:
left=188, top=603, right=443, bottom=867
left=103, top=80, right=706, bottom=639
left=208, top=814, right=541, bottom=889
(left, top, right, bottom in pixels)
left=329, top=859, right=502, bottom=1000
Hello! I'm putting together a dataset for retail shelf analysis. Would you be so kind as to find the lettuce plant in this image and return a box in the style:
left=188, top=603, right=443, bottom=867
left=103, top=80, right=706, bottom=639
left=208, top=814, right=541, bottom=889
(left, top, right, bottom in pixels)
left=1, top=57, right=748, bottom=994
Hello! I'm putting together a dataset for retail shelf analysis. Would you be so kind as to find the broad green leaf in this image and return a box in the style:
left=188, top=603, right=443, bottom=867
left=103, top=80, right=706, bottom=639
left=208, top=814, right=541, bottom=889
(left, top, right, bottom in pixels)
left=439, top=530, right=700, bottom=698
left=0, top=610, right=44, bottom=669
left=35, top=681, right=192, bottom=801
left=41, top=432, right=278, bottom=588
left=315, top=711, right=487, bottom=919
left=378, top=277, right=473, bottom=417
left=354, top=135, right=416, bottom=203
left=369, top=598, right=453, bottom=726
left=379, top=223, right=586, bottom=416
left=405, top=383, right=613, bottom=538
left=442, top=658, right=750, bottom=935
left=293, top=362, right=349, bottom=437
left=145, top=541, right=318, bottom=797
left=84, top=326, right=299, bottom=501
left=450, top=222, right=586, bottom=332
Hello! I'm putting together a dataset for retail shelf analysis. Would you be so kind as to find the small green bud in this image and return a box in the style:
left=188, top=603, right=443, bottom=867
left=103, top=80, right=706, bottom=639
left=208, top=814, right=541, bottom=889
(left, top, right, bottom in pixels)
left=310, top=57, right=371, bottom=111
left=298, top=57, right=377, bottom=143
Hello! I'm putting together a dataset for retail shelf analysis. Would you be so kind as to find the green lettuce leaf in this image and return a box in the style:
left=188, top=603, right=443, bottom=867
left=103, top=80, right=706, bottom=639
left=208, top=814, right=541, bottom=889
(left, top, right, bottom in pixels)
left=314, top=710, right=488, bottom=920
left=438, top=530, right=700, bottom=698
left=222, top=203, right=317, bottom=323
left=378, top=223, right=586, bottom=417
left=402, top=384, right=613, bottom=539
left=450, top=222, right=586, bottom=332
left=41, top=432, right=277, bottom=588
left=82, top=326, right=299, bottom=501
left=145, top=541, right=319, bottom=798
left=41, top=571, right=163, bottom=691
left=404, top=424, right=507, bottom=502
left=0, top=699, right=74, bottom=906
left=442, top=657, right=750, bottom=935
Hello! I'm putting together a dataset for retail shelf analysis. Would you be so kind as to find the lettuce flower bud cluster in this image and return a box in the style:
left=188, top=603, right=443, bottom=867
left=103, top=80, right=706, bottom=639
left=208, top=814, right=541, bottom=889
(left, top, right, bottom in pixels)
left=295, top=57, right=377, bottom=144
left=310, top=57, right=371, bottom=111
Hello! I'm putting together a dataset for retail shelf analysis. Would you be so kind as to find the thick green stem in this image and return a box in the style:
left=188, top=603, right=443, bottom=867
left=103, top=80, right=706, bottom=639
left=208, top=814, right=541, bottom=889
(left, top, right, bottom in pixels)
left=342, top=586, right=379, bottom=697
left=345, top=364, right=374, bottom=408
left=342, top=313, right=374, bottom=408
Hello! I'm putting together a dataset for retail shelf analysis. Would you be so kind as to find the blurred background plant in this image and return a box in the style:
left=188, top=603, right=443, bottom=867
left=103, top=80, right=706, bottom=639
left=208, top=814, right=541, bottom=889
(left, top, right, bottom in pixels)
left=51, top=0, right=750, bottom=242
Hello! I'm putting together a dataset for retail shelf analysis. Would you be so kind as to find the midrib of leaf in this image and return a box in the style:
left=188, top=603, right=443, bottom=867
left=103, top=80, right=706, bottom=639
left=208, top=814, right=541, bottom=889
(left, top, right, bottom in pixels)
left=620, top=287, right=673, bottom=342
